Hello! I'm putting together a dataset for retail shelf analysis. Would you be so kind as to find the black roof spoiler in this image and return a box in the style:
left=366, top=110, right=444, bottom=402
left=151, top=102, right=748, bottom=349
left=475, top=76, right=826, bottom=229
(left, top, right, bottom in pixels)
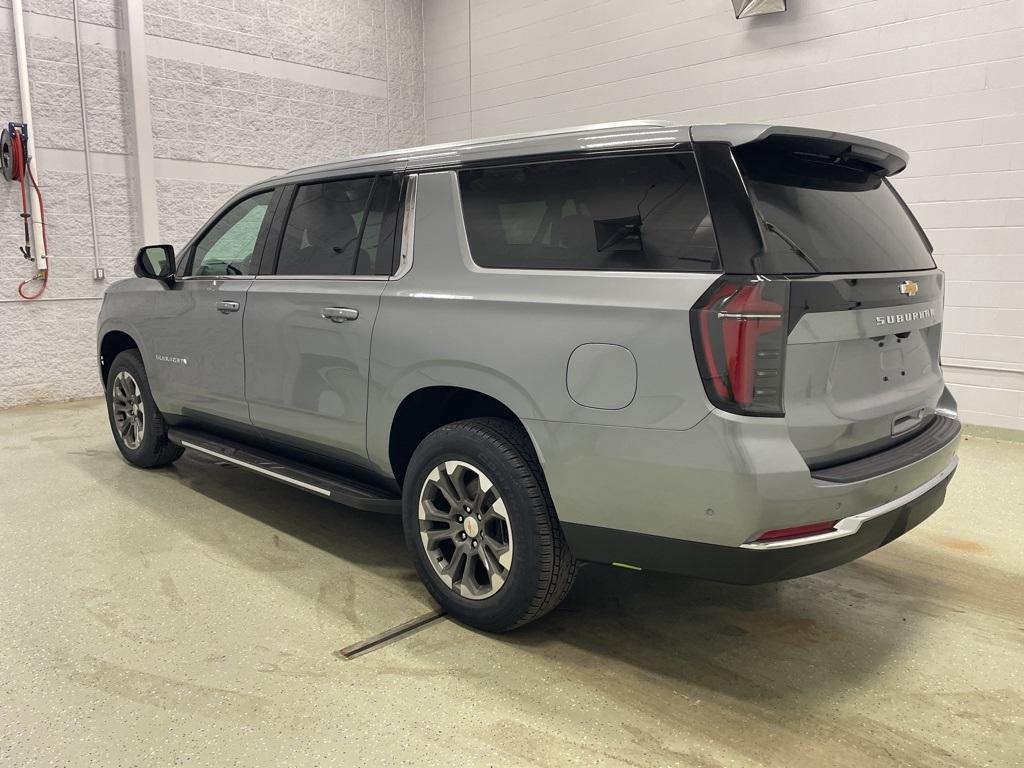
left=690, top=124, right=909, bottom=177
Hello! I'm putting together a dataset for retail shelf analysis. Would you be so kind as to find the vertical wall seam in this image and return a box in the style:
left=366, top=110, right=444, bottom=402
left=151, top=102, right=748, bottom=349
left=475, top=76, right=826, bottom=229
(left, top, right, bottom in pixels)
left=123, top=0, right=159, bottom=243
left=71, top=0, right=102, bottom=276
left=384, top=0, right=391, bottom=147
left=467, top=0, right=472, bottom=138
left=420, top=0, right=426, bottom=140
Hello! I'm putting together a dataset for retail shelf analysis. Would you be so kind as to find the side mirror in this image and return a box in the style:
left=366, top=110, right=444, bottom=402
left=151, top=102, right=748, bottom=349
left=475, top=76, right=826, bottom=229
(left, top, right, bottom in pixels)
left=135, top=244, right=176, bottom=283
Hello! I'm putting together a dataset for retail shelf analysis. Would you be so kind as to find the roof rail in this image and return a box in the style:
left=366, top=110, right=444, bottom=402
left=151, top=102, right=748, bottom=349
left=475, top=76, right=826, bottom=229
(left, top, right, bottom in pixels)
left=285, top=120, right=677, bottom=176
left=476, top=119, right=673, bottom=145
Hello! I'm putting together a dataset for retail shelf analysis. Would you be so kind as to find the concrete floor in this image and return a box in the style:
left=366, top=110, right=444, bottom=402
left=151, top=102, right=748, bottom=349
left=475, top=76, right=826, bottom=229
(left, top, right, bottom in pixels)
left=1, top=399, right=1022, bottom=768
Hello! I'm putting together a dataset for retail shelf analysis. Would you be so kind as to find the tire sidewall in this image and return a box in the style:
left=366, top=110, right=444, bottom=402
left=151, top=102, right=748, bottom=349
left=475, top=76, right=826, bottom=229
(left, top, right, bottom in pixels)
left=105, top=350, right=163, bottom=465
left=402, top=424, right=549, bottom=630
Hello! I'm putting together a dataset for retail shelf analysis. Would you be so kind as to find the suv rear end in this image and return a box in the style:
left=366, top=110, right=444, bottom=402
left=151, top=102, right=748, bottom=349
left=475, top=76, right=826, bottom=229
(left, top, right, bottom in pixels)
left=531, top=125, right=960, bottom=580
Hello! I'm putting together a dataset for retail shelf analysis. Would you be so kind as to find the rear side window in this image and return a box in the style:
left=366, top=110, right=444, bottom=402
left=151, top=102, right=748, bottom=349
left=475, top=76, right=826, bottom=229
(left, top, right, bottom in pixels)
left=358, top=176, right=399, bottom=276
left=276, top=177, right=373, bottom=276
left=275, top=176, right=396, bottom=277
left=458, top=153, right=719, bottom=272
left=736, top=148, right=934, bottom=274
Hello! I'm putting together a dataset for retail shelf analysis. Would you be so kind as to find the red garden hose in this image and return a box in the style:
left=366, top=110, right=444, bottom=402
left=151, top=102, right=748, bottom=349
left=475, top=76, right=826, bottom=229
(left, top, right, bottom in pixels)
left=2, top=125, right=49, bottom=299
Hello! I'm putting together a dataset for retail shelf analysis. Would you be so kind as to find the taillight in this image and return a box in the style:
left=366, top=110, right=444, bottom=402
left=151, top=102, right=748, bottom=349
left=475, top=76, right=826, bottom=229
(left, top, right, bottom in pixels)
left=691, top=277, right=789, bottom=416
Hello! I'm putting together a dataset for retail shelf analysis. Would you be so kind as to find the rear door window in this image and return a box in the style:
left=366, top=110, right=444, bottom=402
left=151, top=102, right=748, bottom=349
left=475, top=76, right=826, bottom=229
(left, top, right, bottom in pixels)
left=357, top=175, right=400, bottom=276
left=458, top=153, right=719, bottom=272
left=276, top=177, right=374, bottom=276
left=274, top=175, right=400, bottom=277
left=736, top=149, right=934, bottom=274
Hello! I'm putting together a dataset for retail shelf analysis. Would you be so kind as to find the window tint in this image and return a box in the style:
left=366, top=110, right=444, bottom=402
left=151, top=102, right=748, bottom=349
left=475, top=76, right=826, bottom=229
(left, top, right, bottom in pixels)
left=736, top=148, right=934, bottom=274
left=458, top=153, right=718, bottom=272
left=356, top=175, right=398, bottom=276
left=191, top=191, right=273, bottom=276
left=277, top=177, right=374, bottom=276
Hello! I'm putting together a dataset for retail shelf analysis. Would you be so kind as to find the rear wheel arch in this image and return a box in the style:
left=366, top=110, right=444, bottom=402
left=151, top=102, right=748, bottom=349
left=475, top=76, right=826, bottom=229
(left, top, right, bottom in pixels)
left=387, top=386, right=544, bottom=487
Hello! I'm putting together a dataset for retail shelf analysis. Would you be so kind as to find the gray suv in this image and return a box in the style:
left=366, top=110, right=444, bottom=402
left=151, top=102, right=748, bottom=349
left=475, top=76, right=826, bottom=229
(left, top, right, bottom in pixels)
left=97, top=121, right=961, bottom=631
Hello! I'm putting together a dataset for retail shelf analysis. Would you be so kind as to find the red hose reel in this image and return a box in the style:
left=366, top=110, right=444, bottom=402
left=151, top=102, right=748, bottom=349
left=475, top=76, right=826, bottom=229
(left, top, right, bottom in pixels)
left=1, top=122, right=49, bottom=299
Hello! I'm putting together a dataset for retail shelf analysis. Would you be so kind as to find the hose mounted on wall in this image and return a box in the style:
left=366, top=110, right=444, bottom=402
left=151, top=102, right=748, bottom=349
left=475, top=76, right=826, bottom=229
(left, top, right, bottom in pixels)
left=1, top=122, right=49, bottom=299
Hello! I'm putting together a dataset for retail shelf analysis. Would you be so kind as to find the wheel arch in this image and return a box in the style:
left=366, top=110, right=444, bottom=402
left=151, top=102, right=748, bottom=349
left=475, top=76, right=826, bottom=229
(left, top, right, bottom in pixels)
left=385, top=385, right=545, bottom=487
left=99, top=328, right=141, bottom=385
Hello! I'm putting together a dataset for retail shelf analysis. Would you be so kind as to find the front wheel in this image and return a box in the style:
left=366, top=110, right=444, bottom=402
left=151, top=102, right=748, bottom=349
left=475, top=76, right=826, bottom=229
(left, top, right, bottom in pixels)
left=402, top=418, right=576, bottom=632
left=105, top=349, right=184, bottom=468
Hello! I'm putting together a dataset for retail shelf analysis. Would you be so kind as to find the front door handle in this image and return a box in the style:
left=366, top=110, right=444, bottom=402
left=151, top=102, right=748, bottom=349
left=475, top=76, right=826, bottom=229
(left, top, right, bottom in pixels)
left=322, top=307, right=359, bottom=323
left=216, top=300, right=240, bottom=313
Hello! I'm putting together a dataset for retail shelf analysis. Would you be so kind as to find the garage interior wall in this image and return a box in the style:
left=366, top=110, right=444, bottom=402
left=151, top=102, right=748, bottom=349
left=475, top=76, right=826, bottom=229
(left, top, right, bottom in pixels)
left=0, top=0, right=423, bottom=408
left=424, top=0, right=1024, bottom=431
left=1, top=0, right=1021, bottom=433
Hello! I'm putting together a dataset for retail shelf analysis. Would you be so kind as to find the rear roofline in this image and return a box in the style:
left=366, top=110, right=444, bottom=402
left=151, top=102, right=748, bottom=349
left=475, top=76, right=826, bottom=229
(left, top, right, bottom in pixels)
left=690, top=124, right=909, bottom=177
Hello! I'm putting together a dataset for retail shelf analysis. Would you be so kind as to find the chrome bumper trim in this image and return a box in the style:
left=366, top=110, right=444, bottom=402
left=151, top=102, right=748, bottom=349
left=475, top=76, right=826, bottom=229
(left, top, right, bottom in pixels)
left=740, top=456, right=958, bottom=551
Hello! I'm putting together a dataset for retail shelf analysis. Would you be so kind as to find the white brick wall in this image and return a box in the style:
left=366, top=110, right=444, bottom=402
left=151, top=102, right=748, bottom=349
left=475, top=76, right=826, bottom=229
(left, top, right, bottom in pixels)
left=425, top=0, right=1024, bottom=431
left=0, top=0, right=423, bottom=409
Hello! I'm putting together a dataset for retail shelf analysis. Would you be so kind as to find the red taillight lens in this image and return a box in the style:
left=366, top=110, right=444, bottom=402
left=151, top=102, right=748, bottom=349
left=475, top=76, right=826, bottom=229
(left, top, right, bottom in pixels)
left=755, top=520, right=837, bottom=542
left=691, top=277, right=789, bottom=416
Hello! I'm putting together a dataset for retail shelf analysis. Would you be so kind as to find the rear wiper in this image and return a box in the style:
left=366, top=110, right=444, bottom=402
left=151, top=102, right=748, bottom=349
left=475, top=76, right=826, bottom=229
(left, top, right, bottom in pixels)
left=761, top=220, right=822, bottom=272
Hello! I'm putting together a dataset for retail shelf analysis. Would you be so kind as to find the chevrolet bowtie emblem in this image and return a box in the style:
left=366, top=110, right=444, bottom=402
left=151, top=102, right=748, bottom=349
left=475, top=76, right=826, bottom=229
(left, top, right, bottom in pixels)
left=899, top=280, right=919, bottom=297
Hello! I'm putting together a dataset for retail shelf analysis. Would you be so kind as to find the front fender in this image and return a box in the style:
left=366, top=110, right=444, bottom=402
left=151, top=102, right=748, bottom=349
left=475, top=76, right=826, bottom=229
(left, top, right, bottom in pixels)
left=96, top=281, right=158, bottom=387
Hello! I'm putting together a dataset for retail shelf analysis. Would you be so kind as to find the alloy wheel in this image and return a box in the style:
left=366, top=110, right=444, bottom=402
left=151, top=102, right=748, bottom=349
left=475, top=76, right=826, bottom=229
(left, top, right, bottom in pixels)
left=112, top=371, right=145, bottom=450
left=418, top=460, right=514, bottom=600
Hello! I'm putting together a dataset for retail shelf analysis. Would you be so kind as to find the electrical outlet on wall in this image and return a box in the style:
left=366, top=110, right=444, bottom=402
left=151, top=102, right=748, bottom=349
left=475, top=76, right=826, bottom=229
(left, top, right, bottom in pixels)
left=93, top=268, right=105, bottom=280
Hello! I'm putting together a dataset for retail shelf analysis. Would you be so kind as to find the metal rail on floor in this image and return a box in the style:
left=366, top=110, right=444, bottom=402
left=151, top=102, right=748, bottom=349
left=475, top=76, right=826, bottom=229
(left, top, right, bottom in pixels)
left=335, top=609, right=447, bottom=660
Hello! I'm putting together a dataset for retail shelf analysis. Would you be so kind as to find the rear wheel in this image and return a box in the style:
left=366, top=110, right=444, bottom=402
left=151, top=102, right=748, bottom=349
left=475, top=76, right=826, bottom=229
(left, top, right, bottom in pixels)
left=105, top=349, right=183, bottom=468
left=402, top=418, right=576, bottom=632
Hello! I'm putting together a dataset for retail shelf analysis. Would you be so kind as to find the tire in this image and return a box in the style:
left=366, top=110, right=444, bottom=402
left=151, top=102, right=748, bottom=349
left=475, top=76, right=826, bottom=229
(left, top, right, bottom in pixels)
left=402, top=417, right=577, bottom=632
left=104, top=349, right=184, bottom=468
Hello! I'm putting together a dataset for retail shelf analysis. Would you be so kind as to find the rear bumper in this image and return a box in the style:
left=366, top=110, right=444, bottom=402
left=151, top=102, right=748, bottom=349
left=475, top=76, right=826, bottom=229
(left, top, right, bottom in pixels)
left=562, top=457, right=955, bottom=583
left=526, top=404, right=961, bottom=547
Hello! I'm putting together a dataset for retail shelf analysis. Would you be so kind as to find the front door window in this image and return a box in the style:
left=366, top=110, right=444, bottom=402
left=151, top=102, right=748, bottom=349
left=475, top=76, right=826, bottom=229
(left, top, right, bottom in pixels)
left=191, top=191, right=274, bottom=276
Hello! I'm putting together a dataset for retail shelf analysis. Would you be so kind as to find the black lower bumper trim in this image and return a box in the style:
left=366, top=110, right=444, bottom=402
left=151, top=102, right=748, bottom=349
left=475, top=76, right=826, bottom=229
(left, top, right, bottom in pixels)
left=809, top=415, right=961, bottom=483
left=561, top=469, right=953, bottom=584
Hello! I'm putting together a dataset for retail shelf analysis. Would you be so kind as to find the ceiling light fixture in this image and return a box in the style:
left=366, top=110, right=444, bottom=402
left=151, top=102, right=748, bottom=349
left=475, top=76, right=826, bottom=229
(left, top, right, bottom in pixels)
left=732, top=0, right=787, bottom=18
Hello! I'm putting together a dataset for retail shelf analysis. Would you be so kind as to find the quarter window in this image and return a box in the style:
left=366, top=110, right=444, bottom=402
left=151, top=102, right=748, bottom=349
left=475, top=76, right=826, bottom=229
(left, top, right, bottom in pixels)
left=458, top=153, right=719, bottom=272
left=191, top=191, right=274, bottom=276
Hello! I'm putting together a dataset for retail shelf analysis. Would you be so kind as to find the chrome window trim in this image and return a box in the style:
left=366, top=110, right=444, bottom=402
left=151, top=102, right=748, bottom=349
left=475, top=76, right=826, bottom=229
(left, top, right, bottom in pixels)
left=393, top=173, right=417, bottom=280
left=251, top=274, right=389, bottom=282
left=740, top=456, right=958, bottom=551
left=177, top=275, right=253, bottom=282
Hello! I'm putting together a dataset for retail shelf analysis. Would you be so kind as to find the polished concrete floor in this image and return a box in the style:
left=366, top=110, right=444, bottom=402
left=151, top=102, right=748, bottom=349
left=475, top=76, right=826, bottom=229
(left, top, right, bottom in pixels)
left=1, top=398, right=1022, bottom=767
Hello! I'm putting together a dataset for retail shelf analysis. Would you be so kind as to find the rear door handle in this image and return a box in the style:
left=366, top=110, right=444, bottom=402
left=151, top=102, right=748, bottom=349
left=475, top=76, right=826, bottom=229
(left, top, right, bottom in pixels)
left=322, top=307, right=359, bottom=323
left=216, top=300, right=240, bottom=313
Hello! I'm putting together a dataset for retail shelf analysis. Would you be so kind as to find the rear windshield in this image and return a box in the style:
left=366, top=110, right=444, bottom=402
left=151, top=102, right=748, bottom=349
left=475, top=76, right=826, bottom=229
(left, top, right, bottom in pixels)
left=736, top=150, right=934, bottom=275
